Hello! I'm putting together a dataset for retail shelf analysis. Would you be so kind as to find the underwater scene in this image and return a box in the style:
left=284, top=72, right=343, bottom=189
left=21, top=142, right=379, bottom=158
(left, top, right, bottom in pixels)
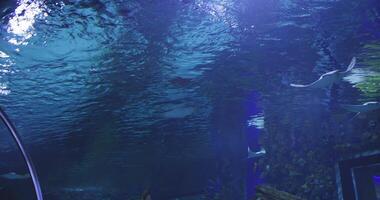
left=0, top=0, right=379, bottom=199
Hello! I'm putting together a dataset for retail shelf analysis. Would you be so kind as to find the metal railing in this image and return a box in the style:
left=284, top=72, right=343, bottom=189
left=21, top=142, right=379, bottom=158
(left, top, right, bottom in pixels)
left=0, top=107, right=43, bottom=200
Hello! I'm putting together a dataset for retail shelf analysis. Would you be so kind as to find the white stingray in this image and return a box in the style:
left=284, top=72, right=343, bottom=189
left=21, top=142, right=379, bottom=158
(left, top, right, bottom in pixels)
left=0, top=172, right=31, bottom=180
left=290, top=57, right=356, bottom=88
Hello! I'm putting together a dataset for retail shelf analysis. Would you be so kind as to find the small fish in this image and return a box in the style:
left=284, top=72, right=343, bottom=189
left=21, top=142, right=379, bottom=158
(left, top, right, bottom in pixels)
left=248, top=147, right=266, bottom=159
left=290, top=57, right=356, bottom=88
left=0, top=172, right=31, bottom=180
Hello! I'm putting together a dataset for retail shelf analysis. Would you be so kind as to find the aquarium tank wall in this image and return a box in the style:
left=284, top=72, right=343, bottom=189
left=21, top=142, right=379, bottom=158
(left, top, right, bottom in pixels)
left=0, top=0, right=379, bottom=199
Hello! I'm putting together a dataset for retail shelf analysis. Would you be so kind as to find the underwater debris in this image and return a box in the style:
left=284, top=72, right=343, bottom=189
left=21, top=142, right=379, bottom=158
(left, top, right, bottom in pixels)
left=290, top=57, right=356, bottom=88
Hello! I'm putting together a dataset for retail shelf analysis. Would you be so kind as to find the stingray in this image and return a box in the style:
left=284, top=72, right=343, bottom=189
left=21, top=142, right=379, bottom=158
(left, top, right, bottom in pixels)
left=248, top=147, right=266, bottom=159
left=0, top=172, right=31, bottom=180
left=290, top=57, right=356, bottom=88
left=341, top=101, right=380, bottom=117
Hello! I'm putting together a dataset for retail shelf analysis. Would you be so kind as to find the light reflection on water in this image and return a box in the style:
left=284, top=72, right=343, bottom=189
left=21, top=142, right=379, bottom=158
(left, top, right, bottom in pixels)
left=6, top=0, right=48, bottom=45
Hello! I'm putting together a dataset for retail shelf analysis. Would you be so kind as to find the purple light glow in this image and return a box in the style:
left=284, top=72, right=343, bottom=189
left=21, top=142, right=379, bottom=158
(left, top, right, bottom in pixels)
left=373, top=176, right=380, bottom=184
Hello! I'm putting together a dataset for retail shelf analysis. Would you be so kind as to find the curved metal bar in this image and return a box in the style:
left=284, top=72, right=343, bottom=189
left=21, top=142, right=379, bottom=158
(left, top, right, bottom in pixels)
left=0, top=107, right=43, bottom=200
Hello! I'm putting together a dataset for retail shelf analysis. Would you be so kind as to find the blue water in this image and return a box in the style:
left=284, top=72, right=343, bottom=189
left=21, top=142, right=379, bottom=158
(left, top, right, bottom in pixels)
left=0, top=0, right=379, bottom=199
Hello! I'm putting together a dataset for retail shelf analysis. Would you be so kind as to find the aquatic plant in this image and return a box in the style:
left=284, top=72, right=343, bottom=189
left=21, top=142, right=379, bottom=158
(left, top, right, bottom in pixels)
left=353, top=41, right=380, bottom=98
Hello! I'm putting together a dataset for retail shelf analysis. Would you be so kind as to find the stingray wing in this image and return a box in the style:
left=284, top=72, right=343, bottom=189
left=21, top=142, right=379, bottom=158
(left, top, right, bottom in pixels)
left=290, top=76, right=322, bottom=88
left=291, top=70, right=339, bottom=88
left=341, top=104, right=363, bottom=113
left=342, top=102, right=380, bottom=113
left=248, top=148, right=266, bottom=159
left=341, top=57, right=356, bottom=74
